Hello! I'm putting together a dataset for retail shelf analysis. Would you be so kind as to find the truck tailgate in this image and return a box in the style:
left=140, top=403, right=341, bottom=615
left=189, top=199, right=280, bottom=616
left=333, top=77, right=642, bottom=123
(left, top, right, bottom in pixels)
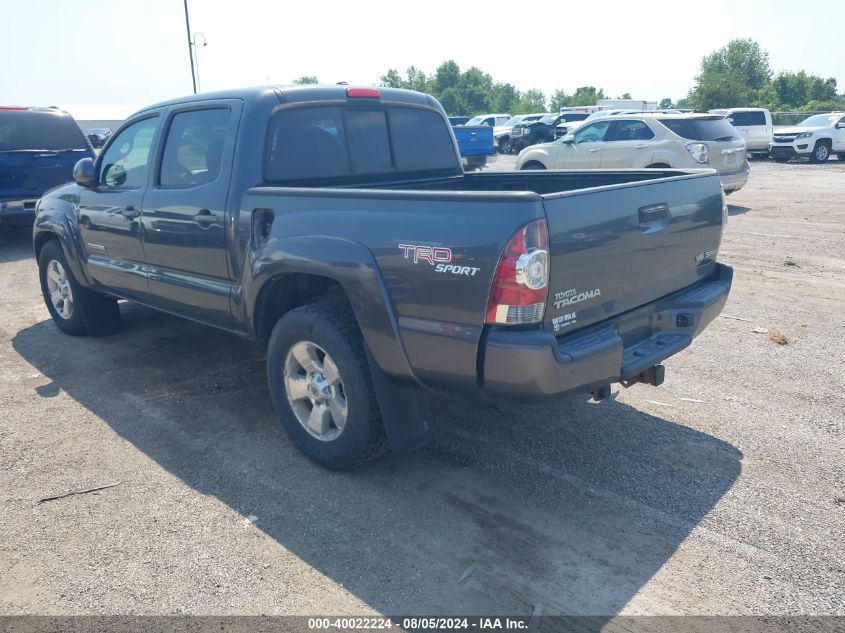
left=542, top=172, right=724, bottom=335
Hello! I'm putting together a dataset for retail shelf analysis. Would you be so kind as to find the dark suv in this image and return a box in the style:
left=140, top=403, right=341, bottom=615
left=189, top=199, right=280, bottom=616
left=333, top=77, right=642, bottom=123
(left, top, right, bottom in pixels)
left=508, top=113, right=589, bottom=152
left=0, top=107, right=94, bottom=226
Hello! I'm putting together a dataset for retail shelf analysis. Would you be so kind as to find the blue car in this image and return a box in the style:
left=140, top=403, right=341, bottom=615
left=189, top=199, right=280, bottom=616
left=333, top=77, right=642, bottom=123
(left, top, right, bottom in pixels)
left=0, top=106, right=95, bottom=226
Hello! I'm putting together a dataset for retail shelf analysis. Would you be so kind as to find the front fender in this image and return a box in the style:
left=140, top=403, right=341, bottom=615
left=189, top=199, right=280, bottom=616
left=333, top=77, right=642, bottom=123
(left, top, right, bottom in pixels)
left=241, top=235, right=433, bottom=453
left=32, top=186, right=93, bottom=288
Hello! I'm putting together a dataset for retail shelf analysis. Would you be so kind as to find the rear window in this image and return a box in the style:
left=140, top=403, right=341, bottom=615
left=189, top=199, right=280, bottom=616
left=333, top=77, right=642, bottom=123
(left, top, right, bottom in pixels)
left=0, top=111, right=89, bottom=151
left=728, top=111, right=766, bottom=127
left=264, top=105, right=459, bottom=184
left=658, top=117, right=740, bottom=142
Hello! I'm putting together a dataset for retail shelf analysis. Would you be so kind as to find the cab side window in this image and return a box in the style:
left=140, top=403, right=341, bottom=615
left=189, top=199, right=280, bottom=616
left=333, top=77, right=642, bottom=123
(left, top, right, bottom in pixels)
left=99, top=117, right=159, bottom=189
left=573, top=120, right=611, bottom=144
left=607, top=120, right=655, bottom=142
left=160, top=108, right=231, bottom=188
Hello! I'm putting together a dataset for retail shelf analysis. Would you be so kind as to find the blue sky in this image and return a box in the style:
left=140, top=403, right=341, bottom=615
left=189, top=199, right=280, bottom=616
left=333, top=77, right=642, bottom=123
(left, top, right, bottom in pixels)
left=2, top=0, right=842, bottom=108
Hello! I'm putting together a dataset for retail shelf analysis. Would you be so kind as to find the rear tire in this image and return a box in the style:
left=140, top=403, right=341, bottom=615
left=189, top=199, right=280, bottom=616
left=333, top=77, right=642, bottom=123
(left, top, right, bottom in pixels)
left=810, top=140, right=831, bottom=163
left=774, top=156, right=790, bottom=163
left=266, top=302, right=386, bottom=470
left=520, top=161, right=547, bottom=170
left=38, top=239, right=122, bottom=337
left=837, top=153, right=845, bottom=161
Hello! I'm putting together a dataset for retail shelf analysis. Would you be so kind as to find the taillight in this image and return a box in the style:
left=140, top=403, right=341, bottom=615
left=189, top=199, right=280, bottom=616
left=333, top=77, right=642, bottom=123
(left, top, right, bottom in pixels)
left=486, top=219, right=549, bottom=325
left=346, top=88, right=381, bottom=99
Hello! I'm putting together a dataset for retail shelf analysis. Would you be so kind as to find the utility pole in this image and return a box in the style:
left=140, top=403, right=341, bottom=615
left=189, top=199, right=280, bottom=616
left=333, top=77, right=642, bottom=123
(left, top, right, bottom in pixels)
left=183, top=0, right=197, bottom=94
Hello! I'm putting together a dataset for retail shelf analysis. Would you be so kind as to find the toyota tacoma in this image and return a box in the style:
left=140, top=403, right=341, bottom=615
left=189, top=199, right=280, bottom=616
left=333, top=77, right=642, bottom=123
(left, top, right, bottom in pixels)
left=33, top=85, right=732, bottom=469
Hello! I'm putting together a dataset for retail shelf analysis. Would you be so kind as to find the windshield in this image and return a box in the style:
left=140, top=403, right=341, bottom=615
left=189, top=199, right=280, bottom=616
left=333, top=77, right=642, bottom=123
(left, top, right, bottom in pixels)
left=798, top=114, right=839, bottom=128
left=584, top=111, right=612, bottom=122
left=465, top=116, right=486, bottom=126
left=503, top=116, right=524, bottom=126
left=0, top=111, right=88, bottom=151
left=658, top=117, right=740, bottom=142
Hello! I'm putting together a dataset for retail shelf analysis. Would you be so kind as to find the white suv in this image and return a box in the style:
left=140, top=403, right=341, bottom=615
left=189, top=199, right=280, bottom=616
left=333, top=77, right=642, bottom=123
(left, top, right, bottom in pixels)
left=516, top=113, right=750, bottom=193
left=769, top=112, right=845, bottom=163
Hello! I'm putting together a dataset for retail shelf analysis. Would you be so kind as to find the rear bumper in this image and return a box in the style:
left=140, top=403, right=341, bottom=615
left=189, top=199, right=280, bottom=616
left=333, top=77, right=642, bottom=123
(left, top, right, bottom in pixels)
left=719, top=164, right=749, bottom=193
left=482, top=263, right=733, bottom=399
left=0, top=199, right=38, bottom=225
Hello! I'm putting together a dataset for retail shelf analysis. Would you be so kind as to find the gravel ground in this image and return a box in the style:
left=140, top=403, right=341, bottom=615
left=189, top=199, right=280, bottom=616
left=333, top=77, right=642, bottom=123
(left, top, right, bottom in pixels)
left=0, top=160, right=843, bottom=617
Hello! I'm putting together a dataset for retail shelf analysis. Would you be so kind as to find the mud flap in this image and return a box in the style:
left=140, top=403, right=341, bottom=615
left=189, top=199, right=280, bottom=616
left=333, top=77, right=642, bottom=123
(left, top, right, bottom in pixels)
left=365, top=348, right=434, bottom=453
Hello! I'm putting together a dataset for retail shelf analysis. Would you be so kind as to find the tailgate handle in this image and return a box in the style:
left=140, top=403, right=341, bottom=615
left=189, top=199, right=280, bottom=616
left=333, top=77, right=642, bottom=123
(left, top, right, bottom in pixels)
left=638, top=203, right=669, bottom=232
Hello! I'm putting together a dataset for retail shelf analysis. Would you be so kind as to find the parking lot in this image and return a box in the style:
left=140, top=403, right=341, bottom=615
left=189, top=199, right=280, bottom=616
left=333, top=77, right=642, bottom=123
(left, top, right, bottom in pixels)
left=1, top=159, right=843, bottom=617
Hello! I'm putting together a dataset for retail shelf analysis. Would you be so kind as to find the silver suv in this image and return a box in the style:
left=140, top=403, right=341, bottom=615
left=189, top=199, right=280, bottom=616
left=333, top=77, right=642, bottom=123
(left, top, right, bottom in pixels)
left=516, top=113, right=749, bottom=194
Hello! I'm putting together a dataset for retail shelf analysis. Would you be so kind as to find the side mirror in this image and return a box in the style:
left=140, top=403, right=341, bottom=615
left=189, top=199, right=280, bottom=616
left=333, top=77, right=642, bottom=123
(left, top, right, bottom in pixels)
left=561, top=134, right=574, bottom=144
left=73, top=158, right=95, bottom=187
left=836, top=122, right=845, bottom=129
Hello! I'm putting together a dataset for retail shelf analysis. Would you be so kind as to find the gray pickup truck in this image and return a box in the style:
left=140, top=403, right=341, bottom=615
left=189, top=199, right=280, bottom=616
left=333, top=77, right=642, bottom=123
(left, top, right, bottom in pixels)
left=33, top=85, right=732, bottom=469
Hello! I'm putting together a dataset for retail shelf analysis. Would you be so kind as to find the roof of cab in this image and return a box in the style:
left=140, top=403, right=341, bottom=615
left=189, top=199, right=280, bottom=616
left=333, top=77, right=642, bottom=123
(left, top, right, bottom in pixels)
left=133, top=85, right=436, bottom=117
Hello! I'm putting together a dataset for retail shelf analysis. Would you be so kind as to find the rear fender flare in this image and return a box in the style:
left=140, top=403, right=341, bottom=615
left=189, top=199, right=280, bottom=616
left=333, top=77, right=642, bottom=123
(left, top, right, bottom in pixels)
left=243, top=236, right=433, bottom=453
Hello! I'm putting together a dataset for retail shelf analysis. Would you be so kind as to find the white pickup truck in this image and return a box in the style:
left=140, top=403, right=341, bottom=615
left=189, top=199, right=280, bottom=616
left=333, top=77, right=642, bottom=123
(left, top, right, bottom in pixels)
left=769, top=112, right=845, bottom=163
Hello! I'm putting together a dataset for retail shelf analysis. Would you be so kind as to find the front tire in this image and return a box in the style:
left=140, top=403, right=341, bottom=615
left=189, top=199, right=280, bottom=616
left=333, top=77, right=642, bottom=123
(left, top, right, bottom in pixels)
left=38, top=239, right=122, bottom=336
left=266, top=302, right=386, bottom=470
left=520, top=161, right=547, bottom=170
left=810, top=140, right=831, bottom=163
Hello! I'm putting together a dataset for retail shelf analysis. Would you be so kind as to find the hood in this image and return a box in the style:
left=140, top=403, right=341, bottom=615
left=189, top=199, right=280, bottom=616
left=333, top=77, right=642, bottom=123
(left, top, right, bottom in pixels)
left=774, top=126, right=819, bottom=135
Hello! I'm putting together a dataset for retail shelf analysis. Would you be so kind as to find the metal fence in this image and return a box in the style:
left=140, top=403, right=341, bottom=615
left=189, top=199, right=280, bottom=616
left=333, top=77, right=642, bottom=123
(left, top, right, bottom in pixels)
left=771, top=111, right=837, bottom=126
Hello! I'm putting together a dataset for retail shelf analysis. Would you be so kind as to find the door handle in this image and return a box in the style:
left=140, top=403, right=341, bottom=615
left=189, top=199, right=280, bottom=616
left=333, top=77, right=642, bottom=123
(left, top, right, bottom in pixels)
left=120, top=205, right=140, bottom=220
left=193, top=209, right=218, bottom=226
left=638, top=203, right=670, bottom=232
left=588, top=148, right=600, bottom=152
left=635, top=144, right=648, bottom=149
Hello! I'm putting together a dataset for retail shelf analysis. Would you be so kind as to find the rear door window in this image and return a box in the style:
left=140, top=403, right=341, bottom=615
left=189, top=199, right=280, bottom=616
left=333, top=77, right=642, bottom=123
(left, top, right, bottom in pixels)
left=607, top=120, right=655, bottom=141
left=658, top=118, right=740, bottom=142
left=0, top=111, right=88, bottom=151
left=264, top=105, right=459, bottom=184
left=160, top=108, right=230, bottom=188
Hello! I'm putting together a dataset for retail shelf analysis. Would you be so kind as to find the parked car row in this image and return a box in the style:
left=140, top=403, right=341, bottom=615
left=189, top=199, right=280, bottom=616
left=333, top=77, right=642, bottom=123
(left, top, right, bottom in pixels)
left=710, top=107, right=845, bottom=163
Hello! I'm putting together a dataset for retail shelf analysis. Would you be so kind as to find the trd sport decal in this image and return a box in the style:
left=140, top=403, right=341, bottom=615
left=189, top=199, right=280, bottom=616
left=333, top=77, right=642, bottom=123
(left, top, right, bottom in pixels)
left=398, top=243, right=480, bottom=277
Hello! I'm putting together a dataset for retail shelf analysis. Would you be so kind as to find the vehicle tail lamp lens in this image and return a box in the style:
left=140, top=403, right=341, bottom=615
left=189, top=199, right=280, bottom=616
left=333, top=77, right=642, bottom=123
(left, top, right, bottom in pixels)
left=486, top=219, right=549, bottom=325
left=346, top=88, right=381, bottom=99
left=686, top=142, right=709, bottom=164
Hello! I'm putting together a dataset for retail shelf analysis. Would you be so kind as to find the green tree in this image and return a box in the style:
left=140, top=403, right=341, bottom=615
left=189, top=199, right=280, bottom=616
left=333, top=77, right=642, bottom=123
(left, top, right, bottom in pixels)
left=620, top=92, right=632, bottom=99
left=516, top=89, right=547, bottom=113
left=405, top=66, right=430, bottom=93
left=687, top=39, right=771, bottom=109
left=659, top=98, right=674, bottom=109
left=292, top=75, right=319, bottom=84
left=548, top=89, right=572, bottom=112
left=569, top=86, right=607, bottom=106
left=460, top=66, right=495, bottom=114
left=766, top=71, right=837, bottom=109
left=432, top=60, right=461, bottom=95
left=380, top=69, right=404, bottom=88
left=490, top=82, right=521, bottom=114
